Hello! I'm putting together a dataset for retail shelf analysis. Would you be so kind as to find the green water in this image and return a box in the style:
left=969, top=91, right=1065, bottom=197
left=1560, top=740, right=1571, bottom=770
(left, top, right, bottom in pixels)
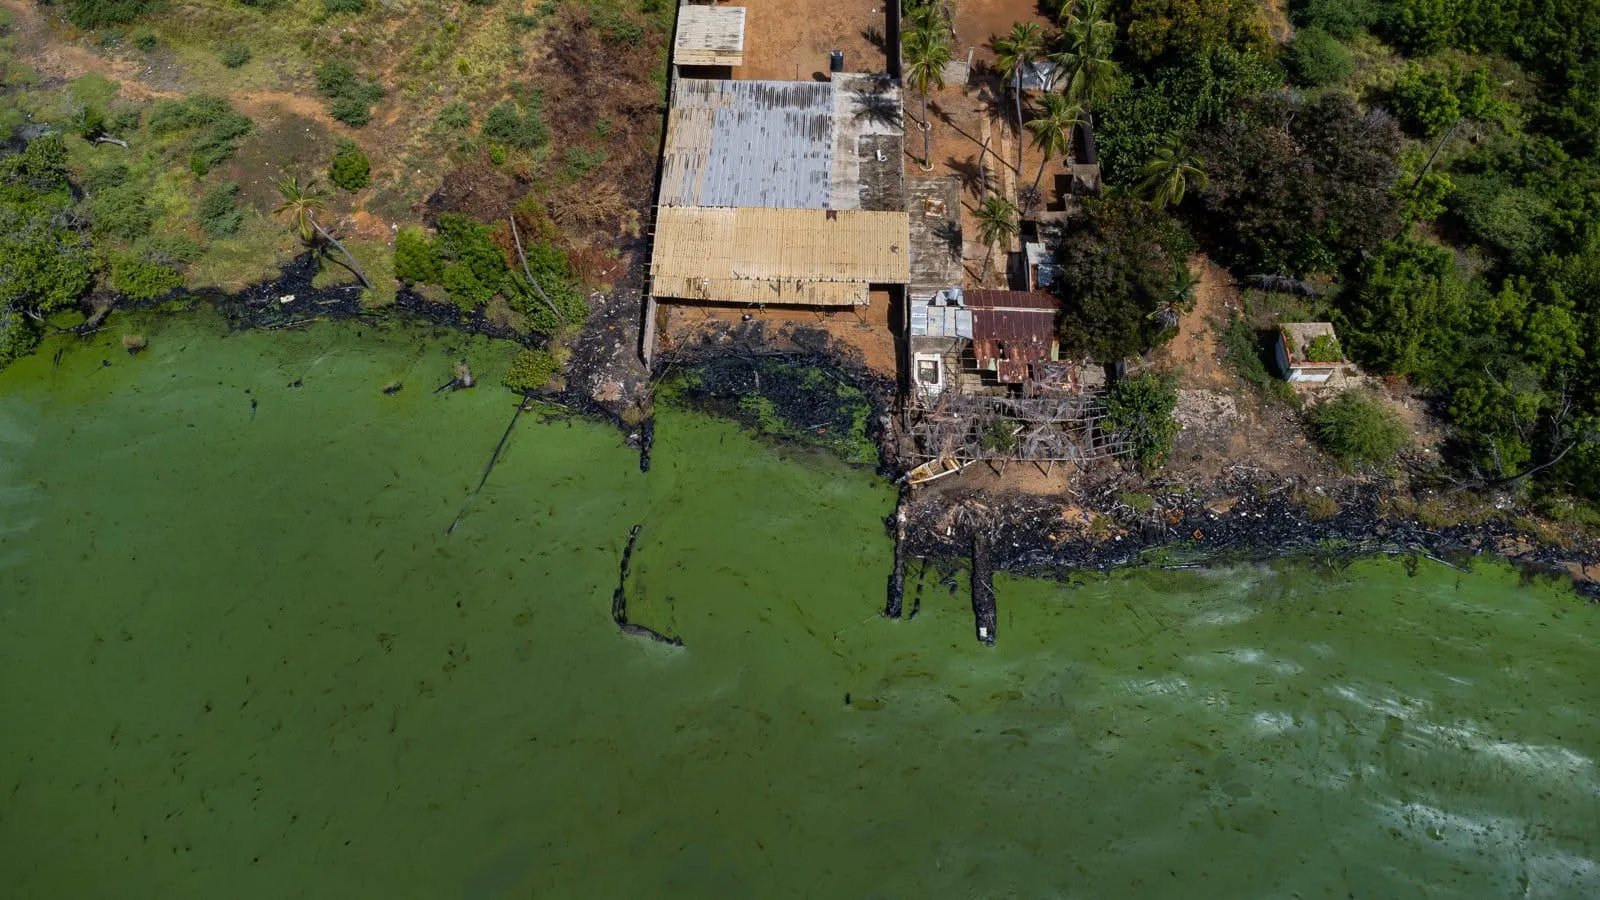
left=2, top=313, right=1598, bottom=898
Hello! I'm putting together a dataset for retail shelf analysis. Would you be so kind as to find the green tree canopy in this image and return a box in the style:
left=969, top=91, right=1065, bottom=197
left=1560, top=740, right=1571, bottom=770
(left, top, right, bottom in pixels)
left=1053, top=197, right=1196, bottom=361
left=1335, top=237, right=1467, bottom=377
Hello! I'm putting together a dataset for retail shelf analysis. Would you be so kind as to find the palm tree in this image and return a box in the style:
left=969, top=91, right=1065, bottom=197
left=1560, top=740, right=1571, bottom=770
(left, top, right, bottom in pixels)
left=992, top=22, right=1043, bottom=179
left=1135, top=133, right=1208, bottom=209
left=273, top=175, right=371, bottom=290
left=1055, top=0, right=1119, bottom=122
left=904, top=0, right=945, bottom=33
left=975, top=194, right=1019, bottom=283
left=904, top=21, right=952, bottom=172
left=1024, top=93, right=1085, bottom=204
left=1148, top=264, right=1201, bottom=331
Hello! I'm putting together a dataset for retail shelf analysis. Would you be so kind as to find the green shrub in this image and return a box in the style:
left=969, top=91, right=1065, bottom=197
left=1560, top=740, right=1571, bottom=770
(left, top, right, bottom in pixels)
left=218, top=44, right=252, bottom=69
left=1283, top=28, right=1352, bottom=87
left=86, top=183, right=155, bottom=241
left=1289, top=0, right=1377, bottom=39
left=0, top=306, right=41, bottom=371
left=136, top=233, right=203, bottom=265
left=197, top=181, right=244, bottom=238
left=1104, top=371, right=1181, bottom=470
left=1307, top=391, right=1409, bottom=467
left=65, top=0, right=151, bottom=29
left=562, top=145, right=606, bottom=180
left=393, top=227, right=442, bottom=284
left=1219, top=314, right=1300, bottom=405
left=503, top=348, right=559, bottom=393
left=130, top=29, right=157, bottom=51
left=979, top=420, right=1019, bottom=453
left=322, top=0, right=364, bottom=11
left=146, top=96, right=252, bottom=174
left=437, top=102, right=471, bottom=129
left=315, top=60, right=385, bottom=127
left=1303, top=333, right=1343, bottom=362
left=482, top=97, right=548, bottom=150
left=1390, top=64, right=1460, bottom=136
left=84, top=162, right=133, bottom=193
left=328, top=138, right=371, bottom=191
left=110, top=252, right=184, bottom=300
left=593, top=7, right=644, bottom=45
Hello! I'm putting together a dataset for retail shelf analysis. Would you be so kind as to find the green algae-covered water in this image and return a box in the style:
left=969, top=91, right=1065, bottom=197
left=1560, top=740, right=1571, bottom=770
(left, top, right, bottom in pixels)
left=2, top=312, right=1598, bottom=898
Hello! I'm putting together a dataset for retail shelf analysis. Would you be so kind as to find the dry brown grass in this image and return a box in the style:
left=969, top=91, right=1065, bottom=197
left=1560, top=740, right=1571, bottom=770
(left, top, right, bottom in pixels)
left=546, top=179, right=628, bottom=234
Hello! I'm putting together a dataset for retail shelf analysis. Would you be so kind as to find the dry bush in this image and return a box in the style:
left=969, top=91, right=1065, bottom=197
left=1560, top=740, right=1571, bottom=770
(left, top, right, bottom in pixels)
left=547, top=180, right=628, bottom=235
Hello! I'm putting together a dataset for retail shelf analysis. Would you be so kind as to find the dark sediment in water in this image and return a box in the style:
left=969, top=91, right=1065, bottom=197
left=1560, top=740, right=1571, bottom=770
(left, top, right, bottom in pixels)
left=611, top=524, right=683, bottom=647
left=971, top=532, right=997, bottom=646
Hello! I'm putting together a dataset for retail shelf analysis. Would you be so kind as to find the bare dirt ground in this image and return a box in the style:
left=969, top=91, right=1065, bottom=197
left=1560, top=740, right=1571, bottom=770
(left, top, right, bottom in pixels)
left=736, top=0, right=886, bottom=81
left=659, top=290, right=900, bottom=377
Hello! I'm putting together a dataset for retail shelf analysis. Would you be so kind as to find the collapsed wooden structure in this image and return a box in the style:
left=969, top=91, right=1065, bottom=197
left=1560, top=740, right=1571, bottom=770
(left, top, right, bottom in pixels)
left=903, top=390, right=1130, bottom=467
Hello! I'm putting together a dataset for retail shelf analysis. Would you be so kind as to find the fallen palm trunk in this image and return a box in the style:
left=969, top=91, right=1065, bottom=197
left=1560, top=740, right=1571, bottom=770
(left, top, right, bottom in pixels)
left=611, top=524, right=683, bottom=647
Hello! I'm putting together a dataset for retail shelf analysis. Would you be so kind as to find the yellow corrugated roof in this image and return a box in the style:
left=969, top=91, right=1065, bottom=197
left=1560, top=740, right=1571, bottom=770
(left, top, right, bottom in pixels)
left=651, top=206, right=908, bottom=305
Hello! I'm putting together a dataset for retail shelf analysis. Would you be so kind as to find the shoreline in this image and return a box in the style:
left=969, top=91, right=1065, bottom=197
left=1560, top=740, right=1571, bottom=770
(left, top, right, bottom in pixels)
left=648, top=325, right=1600, bottom=607
left=68, top=255, right=1600, bottom=606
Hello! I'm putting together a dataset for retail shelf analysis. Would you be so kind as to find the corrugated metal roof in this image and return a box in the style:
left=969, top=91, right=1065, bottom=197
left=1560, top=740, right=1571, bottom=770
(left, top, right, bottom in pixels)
left=659, top=80, right=834, bottom=209
left=965, top=290, right=1058, bottom=311
left=971, top=299, right=1056, bottom=380
left=674, top=6, right=745, bottom=67
left=909, top=300, right=973, bottom=338
left=651, top=206, right=908, bottom=305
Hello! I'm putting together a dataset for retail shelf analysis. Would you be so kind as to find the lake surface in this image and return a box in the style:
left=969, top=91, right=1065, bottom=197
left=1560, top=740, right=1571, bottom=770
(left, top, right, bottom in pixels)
left=2, top=312, right=1598, bottom=898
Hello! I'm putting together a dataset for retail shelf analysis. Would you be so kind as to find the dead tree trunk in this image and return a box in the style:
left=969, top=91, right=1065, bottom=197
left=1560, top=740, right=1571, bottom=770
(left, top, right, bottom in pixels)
left=510, top=215, right=565, bottom=321
left=310, top=219, right=372, bottom=291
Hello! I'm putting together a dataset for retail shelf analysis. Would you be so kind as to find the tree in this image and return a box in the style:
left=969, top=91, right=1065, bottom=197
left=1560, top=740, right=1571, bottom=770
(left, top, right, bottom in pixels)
left=1307, top=391, right=1410, bottom=468
left=1147, top=264, right=1201, bottom=331
left=1335, top=237, right=1466, bottom=377
left=1104, top=371, right=1180, bottom=469
left=273, top=175, right=372, bottom=290
left=1194, top=93, right=1403, bottom=275
left=1290, top=0, right=1379, bottom=39
left=992, top=22, right=1043, bottom=178
left=1124, top=0, right=1269, bottom=63
left=975, top=194, right=1019, bottom=282
left=1024, top=93, right=1084, bottom=201
left=1055, top=0, right=1120, bottom=121
left=0, top=134, right=96, bottom=322
left=1134, top=132, right=1207, bottom=209
left=903, top=20, right=951, bottom=172
left=1094, top=46, right=1280, bottom=186
left=1054, top=197, right=1196, bottom=361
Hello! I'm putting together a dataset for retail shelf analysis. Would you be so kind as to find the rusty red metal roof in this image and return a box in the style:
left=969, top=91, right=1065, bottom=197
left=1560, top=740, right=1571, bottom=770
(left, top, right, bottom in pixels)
left=970, top=298, right=1057, bottom=383
left=964, top=290, right=1058, bottom=310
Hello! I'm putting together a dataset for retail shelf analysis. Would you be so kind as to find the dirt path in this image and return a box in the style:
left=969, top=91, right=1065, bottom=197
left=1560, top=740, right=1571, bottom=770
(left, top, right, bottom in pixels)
left=1162, top=254, right=1237, bottom=390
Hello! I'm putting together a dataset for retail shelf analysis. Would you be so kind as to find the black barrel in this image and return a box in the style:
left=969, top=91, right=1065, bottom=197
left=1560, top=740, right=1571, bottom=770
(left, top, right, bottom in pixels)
left=830, top=50, right=845, bottom=73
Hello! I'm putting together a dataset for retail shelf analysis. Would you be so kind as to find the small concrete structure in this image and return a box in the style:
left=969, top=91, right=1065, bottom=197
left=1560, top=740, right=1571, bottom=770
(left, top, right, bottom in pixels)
left=1276, top=322, right=1345, bottom=384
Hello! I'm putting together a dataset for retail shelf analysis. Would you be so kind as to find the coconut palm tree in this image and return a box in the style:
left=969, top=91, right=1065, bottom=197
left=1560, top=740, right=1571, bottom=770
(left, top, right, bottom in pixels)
left=273, top=175, right=371, bottom=290
left=1148, top=264, right=1201, bottom=331
left=1024, top=93, right=1085, bottom=205
left=975, top=194, right=1019, bottom=283
left=1055, top=0, right=1119, bottom=122
left=904, top=19, right=952, bottom=172
left=1135, top=133, right=1209, bottom=209
left=992, top=21, right=1043, bottom=179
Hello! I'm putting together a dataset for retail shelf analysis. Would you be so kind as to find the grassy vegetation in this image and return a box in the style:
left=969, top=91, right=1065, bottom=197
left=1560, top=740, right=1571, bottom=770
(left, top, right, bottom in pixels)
left=0, top=0, right=672, bottom=370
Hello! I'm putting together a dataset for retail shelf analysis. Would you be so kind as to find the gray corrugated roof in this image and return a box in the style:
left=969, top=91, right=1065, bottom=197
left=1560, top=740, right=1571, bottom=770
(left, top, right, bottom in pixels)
left=664, top=80, right=834, bottom=209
